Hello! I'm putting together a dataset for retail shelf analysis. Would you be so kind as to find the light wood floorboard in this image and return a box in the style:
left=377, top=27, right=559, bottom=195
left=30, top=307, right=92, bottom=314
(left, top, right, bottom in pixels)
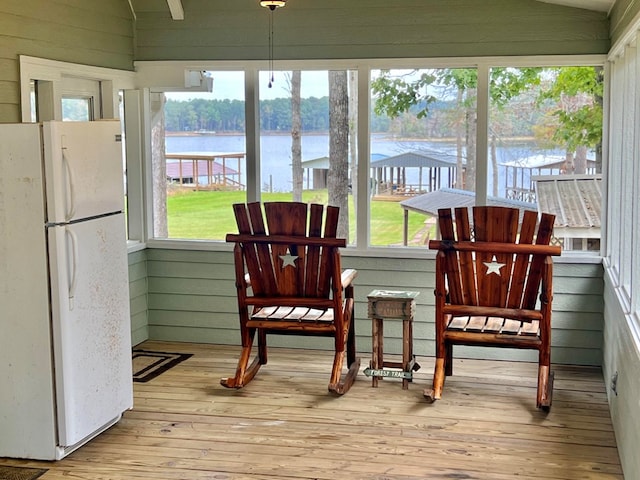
left=0, top=341, right=623, bottom=479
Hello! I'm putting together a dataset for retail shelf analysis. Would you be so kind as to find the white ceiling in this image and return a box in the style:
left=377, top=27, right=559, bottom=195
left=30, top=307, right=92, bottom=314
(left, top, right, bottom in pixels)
left=536, top=0, right=615, bottom=13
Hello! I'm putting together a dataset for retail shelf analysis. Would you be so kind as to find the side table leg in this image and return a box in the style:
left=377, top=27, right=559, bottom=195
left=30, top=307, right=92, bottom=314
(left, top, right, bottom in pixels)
left=371, top=317, right=383, bottom=387
left=402, top=318, right=411, bottom=389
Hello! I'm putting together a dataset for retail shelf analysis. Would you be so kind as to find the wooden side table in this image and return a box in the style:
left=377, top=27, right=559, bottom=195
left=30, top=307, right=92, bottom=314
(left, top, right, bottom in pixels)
left=364, top=290, right=420, bottom=389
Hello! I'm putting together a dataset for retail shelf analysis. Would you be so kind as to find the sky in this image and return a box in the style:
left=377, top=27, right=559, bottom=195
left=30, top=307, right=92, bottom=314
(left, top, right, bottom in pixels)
left=166, top=70, right=331, bottom=102
left=164, top=69, right=440, bottom=105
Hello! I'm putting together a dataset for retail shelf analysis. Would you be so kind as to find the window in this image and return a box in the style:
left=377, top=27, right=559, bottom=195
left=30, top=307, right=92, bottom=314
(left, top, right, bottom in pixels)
left=151, top=71, right=247, bottom=240
left=259, top=70, right=331, bottom=197
left=370, top=68, right=475, bottom=247
left=258, top=69, right=357, bottom=245
left=19, top=56, right=137, bottom=241
left=607, top=35, right=640, bottom=317
left=367, top=64, right=603, bottom=251
left=60, top=77, right=101, bottom=121
left=488, top=66, right=603, bottom=253
left=608, top=59, right=624, bottom=276
left=150, top=69, right=359, bottom=244
left=61, top=97, right=94, bottom=121
left=138, top=58, right=605, bottom=255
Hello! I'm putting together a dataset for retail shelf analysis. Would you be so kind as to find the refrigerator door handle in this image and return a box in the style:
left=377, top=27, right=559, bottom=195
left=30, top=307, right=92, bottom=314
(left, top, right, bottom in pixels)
left=65, top=226, right=79, bottom=311
left=61, top=137, right=76, bottom=222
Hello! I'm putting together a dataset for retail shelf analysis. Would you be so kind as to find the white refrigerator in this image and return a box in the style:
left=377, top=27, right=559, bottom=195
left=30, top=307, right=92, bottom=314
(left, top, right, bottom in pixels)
left=0, top=120, right=133, bottom=460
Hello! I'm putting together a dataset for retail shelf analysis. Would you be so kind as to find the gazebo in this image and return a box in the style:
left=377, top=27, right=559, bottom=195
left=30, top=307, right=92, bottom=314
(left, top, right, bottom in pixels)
left=370, top=149, right=461, bottom=197
left=302, top=153, right=389, bottom=190
left=165, top=152, right=244, bottom=190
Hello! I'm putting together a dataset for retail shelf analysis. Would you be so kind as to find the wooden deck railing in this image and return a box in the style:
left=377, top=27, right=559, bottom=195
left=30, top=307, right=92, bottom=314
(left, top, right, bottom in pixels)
left=165, top=152, right=245, bottom=191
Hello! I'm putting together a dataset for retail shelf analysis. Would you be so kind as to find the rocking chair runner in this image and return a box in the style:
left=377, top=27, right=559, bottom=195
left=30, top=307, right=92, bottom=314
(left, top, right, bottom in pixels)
left=221, top=202, right=360, bottom=395
left=426, top=206, right=562, bottom=409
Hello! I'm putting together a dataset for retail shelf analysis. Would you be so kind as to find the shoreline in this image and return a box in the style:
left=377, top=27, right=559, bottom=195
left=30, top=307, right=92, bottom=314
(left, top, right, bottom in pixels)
left=165, top=131, right=537, bottom=143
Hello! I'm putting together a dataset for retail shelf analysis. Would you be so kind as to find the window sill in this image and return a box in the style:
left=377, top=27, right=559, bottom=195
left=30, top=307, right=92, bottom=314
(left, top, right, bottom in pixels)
left=127, top=240, right=147, bottom=253
left=143, top=237, right=604, bottom=264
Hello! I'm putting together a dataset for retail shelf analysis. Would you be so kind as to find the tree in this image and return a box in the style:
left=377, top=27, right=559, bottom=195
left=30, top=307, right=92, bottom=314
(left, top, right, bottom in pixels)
left=328, top=71, right=350, bottom=240
left=289, top=71, right=303, bottom=201
left=536, top=66, right=603, bottom=174
left=151, top=93, right=167, bottom=237
left=372, top=68, right=542, bottom=193
left=348, top=71, right=358, bottom=212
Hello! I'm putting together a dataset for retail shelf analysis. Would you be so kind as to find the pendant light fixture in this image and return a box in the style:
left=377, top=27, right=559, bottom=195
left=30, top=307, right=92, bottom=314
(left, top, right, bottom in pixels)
left=260, top=0, right=287, bottom=88
left=260, top=1, right=286, bottom=8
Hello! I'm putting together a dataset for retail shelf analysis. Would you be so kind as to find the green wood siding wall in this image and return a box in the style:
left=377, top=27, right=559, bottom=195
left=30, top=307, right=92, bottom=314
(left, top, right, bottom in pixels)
left=146, top=248, right=603, bottom=366
left=128, top=249, right=149, bottom=346
left=610, top=0, right=640, bottom=46
left=0, top=0, right=134, bottom=122
left=131, top=0, right=609, bottom=62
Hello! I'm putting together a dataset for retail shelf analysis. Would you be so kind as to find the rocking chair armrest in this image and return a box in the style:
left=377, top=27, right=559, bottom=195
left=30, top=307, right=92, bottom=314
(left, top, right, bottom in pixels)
left=341, top=268, right=358, bottom=288
left=429, top=240, right=561, bottom=257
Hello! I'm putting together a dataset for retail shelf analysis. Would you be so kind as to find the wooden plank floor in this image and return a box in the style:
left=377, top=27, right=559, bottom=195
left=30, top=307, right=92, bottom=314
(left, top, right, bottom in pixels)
left=1, top=341, right=623, bottom=479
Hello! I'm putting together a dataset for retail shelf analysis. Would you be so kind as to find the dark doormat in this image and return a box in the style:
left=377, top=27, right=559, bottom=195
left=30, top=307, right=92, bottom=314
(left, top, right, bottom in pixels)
left=0, top=466, right=48, bottom=480
left=132, top=350, right=193, bottom=383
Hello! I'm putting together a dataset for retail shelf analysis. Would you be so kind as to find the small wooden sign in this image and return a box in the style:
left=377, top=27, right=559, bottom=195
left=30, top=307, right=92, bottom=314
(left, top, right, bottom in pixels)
left=363, top=367, right=413, bottom=380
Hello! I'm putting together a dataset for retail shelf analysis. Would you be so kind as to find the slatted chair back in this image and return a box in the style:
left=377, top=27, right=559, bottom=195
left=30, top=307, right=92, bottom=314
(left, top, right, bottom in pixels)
left=230, top=201, right=344, bottom=304
left=425, top=205, right=562, bottom=409
left=222, top=201, right=360, bottom=395
left=437, top=206, right=556, bottom=311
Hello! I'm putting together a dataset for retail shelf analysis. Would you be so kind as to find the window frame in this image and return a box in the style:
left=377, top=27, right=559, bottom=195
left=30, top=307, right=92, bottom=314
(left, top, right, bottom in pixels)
left=620, top=45, right=636, bottom=297
left=606, top=26, right=640, bottom=331
left=135, top=55, right=606, bottom=259
left=18, top=56, right=141, bottom=246
left=634, top=37, right=640, bottom=316
left=60, top=76, right=101, bottom=121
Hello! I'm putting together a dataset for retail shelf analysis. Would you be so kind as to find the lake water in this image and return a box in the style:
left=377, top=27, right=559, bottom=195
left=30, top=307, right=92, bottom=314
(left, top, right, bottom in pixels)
left=166, top=134, right=558, bottom=197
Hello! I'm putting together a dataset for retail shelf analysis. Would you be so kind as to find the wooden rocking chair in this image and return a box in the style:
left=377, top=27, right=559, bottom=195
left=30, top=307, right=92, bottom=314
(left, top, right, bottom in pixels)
left=425, top=206, right=562, bottom=409
left=221, top=202, right=360, bottom=395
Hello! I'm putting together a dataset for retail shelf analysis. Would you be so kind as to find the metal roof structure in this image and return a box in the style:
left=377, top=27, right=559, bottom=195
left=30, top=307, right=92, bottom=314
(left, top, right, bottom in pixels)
left=501, top=154, right=568, bottom=169
left=301, top=156, right=330, bottom=169
left=370, top=150, right=459, bottom=169
left=302, top=153, right=388, bottom=169
left=397, top=188, right=537, bottom=245
left=300, top=154, right=391, bottom=190
left=302, top=153, right=387, bottom=170
left=533, top=174, right=602, bottom=238
left=500, top=154, right=597, bottom=171
left=399, top=188, right=537, bottom=216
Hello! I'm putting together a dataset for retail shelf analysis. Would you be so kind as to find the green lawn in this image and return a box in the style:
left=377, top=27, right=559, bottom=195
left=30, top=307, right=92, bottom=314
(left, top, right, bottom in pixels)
left=166, top=188, right=433, bottom=246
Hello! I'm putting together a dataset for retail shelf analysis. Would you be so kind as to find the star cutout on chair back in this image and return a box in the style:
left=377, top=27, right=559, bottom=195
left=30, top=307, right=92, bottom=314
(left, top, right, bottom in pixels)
left=483, top=255, right=506, bottom=276
left=279, top=249, right=298, bottom=268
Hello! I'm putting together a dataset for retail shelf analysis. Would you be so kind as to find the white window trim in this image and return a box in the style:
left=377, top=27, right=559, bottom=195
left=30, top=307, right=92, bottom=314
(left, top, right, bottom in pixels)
left=607, top=22, right=640, bottom=328
left=620, top=45, right=636, bottom=294
left=18, top=56, right=145, bottom=248
left=632, top=36, right=640, bottom=315
left=19, top=56, right=135, bottom=121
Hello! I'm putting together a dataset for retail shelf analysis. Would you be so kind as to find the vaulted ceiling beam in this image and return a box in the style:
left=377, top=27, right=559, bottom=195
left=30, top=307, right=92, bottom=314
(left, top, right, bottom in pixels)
left=166, top=0, right=184, bottom=20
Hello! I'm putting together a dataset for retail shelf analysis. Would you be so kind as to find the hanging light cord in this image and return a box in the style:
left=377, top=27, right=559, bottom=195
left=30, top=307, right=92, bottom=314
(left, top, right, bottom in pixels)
left=268, top=8, right=275, bottom=88
left=262, top=1, right=285, bottom=88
